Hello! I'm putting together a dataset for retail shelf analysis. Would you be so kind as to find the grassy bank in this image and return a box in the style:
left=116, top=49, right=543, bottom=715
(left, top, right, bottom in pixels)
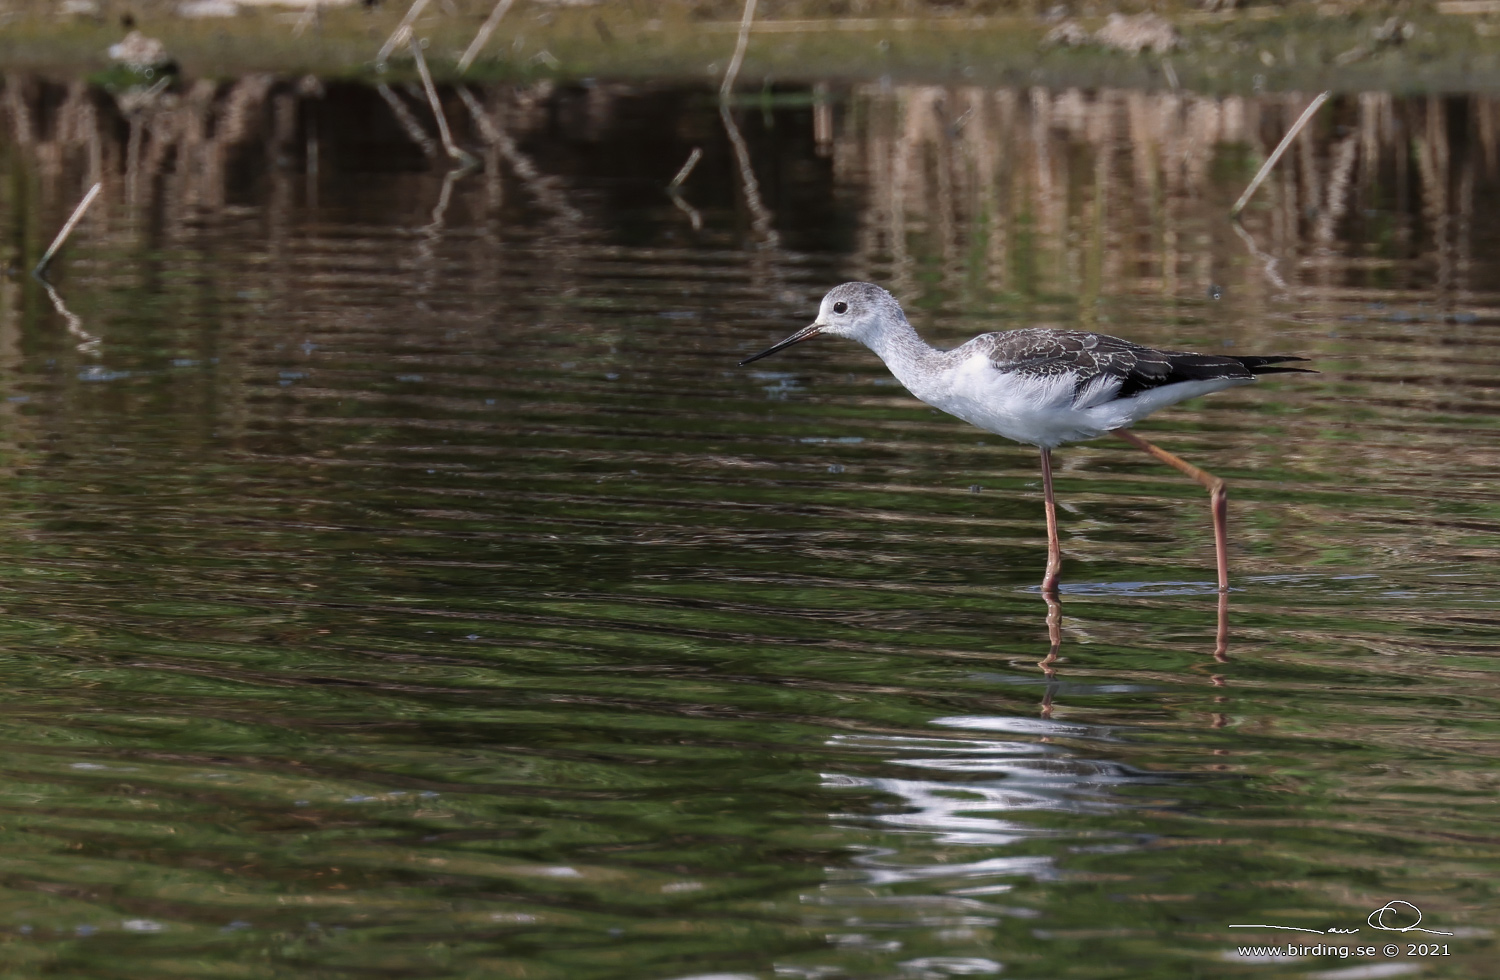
left=2, top=0, right=1499, bottom=92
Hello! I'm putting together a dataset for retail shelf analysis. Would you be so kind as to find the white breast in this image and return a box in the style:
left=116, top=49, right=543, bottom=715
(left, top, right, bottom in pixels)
left=898, top=353, right=1253, bottom=449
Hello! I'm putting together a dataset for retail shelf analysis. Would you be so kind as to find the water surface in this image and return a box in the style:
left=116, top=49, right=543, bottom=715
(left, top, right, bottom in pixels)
left=0, top=77, right=1496, bottom=978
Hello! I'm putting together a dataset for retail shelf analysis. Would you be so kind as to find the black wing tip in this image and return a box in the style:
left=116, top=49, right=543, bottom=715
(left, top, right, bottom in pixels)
left=1113, top=353, right=1316, bottom=396
left=1235, top=354, right=1317, bottom=376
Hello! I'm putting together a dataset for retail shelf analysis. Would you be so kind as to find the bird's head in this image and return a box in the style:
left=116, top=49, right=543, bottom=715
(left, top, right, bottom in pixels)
left=738, top=282, right=906, bottom=365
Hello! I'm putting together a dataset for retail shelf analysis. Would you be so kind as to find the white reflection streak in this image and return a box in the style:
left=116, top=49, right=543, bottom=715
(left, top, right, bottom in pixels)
left=851, top=849, right=1056, bottom=887
left=821, top=714, right=1151, bottom=890
left=833, top=775, right=1053, bottom=845
left=457, top=86, right=584, bottom=225
left=667, top=147, right=705, bottom=231
left=831, top=733, right=1046, bottom=755
left=826, top=753, right=1131, bottom=835
left=931, top=714, right=1109, bottom=739
left=720, top=103, right=778, bottom=247
left=376, top=83, right=437, bottom=159
left=414, top=166, right=463, bottom=297
left=40, top=279, right=101, bottom=356
left=670, top=191, right=704, bottom=231
left=1231, top=217, right=1289, bottom=293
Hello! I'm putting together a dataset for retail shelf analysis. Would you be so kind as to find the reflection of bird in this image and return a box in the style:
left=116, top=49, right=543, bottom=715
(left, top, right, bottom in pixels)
left=740, top=282, right=1312, bottom=593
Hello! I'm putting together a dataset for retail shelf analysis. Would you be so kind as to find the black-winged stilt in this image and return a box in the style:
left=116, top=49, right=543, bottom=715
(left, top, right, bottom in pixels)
left=741, top=282, right=1311, bottom=593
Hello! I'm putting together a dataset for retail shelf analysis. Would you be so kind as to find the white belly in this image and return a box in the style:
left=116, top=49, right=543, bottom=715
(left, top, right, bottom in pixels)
left=901, top=357, right=1252, bottom=449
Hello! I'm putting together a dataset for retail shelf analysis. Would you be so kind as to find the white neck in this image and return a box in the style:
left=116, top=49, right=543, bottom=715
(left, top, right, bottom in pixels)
left=864, top=316, right=930, bottom=366
left=861, top=317, right=942, bottom=389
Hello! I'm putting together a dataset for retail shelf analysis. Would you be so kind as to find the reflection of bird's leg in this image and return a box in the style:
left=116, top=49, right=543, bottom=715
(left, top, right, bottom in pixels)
left=1110, top=428, right=1229, bottom=593
left=1040, top=590, right=1062, bottom=671
left=1039, top=590, right=1061, bottom=719
left=1210, top=589, right=1229, bottom=727
left=1039, top=447, right=1062, bottom=594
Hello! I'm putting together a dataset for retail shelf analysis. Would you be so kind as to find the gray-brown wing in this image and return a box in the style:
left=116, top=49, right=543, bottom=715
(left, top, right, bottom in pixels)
left=978, top=328, right=1182, bottom=398
left=976, top=329, right=1310, bottom=403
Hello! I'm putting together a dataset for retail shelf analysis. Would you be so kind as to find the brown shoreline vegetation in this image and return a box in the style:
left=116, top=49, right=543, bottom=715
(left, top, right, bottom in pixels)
left=2, top=0, right=1500, bottom=92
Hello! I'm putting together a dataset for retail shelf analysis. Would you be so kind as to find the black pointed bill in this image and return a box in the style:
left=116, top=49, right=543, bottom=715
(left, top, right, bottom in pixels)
left=738, top=323, right=822, bottom=366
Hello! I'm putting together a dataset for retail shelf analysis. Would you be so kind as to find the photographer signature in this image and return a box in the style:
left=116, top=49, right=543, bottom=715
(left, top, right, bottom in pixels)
left=1229, top=900, right=1454, bottom=936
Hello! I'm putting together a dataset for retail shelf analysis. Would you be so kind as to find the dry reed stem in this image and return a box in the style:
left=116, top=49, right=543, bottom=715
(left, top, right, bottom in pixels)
left=376, top=0, right=430, bottom=66
left=292, top=0, right=320, bottom=38
left=34, top=181, right=101, bottom=277
left=720, top=0, right=758, bottom=98
left=719, top=0, right=773, bottom=243
left=458, top=0, right=517, bottom=73
left=1231, top=90, right=1330, bottom=218
left=410, top=37, right=479, bottom=168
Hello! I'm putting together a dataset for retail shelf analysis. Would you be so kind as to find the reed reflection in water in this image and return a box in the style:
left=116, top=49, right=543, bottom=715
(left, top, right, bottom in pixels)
left=0, top=74, right=1497, bottom=978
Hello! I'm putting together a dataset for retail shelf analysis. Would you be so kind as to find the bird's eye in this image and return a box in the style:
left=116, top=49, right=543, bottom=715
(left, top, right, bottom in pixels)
left=833, top=301, right=848, bottom=314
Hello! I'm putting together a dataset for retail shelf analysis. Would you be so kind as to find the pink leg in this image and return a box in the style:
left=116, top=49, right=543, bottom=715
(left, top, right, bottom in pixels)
left=1214, top=589, right=1229, bottom=663
left=1110, top=428, right=1230, bottom=593
left=1040, top=447, right=1062, bottom=594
